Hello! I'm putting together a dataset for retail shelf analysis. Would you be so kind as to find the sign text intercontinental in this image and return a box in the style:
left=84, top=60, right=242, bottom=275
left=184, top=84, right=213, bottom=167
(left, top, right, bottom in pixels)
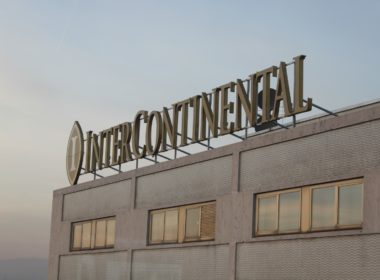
left=66, top=55, right=312, bottom=185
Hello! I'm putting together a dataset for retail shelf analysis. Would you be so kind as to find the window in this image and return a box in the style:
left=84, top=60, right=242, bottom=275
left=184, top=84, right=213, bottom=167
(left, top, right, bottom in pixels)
left=149, top=201, right=216, bottom=244
left=311, top=181, right=363, bottom=230
left=150, top=209, right=179, bottom=243
left=255, top=179, right=363, bottom=236
left=311, top=186, right=336, bottom=229
left=338, top=184, right=363, bottom=226
left=256, top=189, right=301, bottom=235
left=71, top=217, right=116, bottom=251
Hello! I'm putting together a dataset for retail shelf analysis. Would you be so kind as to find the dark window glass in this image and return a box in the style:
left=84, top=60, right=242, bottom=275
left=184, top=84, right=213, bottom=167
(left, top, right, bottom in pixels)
left=81, top=222, right=92, bottom=249
left=312, top=187, right=336, bottom=229
left=339, top=184, right=363, bottom=226
left=149, top=201, right=216, bottom=245
left=255, top=179, right=363, bottom=236
left=258, top=196, right=277, bottom=233
left=72, top=224, right=82, bottom=249
left=185, top=207, right=201, bottom=239
left=95, top=220, right=106, bottom=248
left=151, top=212, right=165, bottom=243
left=279, top=191, right=301, bottom=232
left=164, top=210, right=179, bottom=242
left=200, top=203, right=216, bottom=240
left=71, top=217, right=116, bottom=251
left=106, top=219, right=116, bottom=247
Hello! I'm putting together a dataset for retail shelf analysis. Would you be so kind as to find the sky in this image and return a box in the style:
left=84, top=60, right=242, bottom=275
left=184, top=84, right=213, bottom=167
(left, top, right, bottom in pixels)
left=0, top=0, right=379, bottom=261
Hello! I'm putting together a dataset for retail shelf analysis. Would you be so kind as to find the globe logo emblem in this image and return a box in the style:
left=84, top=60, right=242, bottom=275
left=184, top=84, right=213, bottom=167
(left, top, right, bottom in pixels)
left=66, top=121, right=84, bottom=185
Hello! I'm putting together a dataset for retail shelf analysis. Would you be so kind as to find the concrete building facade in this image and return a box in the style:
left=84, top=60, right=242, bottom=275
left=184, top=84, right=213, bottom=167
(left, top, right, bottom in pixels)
left=49, top=101, right=380, bottom=280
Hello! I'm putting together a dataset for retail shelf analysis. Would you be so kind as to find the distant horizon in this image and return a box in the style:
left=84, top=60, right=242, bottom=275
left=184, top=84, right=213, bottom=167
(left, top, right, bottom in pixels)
left=0, top=258, right=47, bottom=280
left=0, top=257, right=47, bottom=261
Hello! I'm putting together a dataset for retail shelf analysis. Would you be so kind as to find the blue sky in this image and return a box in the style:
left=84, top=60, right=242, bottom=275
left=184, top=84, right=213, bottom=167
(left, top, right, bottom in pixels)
left=0, top=0, right=379, bottom=260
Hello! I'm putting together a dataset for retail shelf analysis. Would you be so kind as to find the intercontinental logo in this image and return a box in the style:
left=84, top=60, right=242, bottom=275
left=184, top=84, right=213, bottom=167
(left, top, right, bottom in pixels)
left=66, top=55, right=312, bottom=185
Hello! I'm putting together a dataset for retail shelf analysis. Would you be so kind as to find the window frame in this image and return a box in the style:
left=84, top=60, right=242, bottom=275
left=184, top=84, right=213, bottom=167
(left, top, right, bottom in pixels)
left=309, top=179, right=363, bottom=231
left=149, top=207, right=180, bottom=245
left=148, top=201, right=216, bottom=245
left=70, top=216, right=116, bottom=251
left=255, top=188, right=301, bottom=236
left=94, top=219, right=107, bottom=249
left=105, top=219, right=116, bottom=247
left=309, top=183, right=339, bottom=231
left=184, top=205, right=201, bottom=241
left=337, top=183, right=364, bottom=229
left=255, top=178, right=363, bottom=237
left=71, top=223, right=83, bottom=250
left=278, top=189, right=302, bottom=234
left=80, top=221, right=93, bottom=250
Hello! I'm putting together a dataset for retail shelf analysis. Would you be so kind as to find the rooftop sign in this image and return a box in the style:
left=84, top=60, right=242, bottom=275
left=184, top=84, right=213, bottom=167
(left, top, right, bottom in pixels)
left=66, top=55, right=312, bottom=185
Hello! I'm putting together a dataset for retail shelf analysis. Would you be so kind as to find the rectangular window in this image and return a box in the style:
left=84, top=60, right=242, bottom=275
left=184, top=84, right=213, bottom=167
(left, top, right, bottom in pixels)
left=199, top=203, right=216, bottom=240
left=71, top=217, right=116, bottom=251
left=279, top=191, right=301, bottom=232
left=81, top=222, right=92, bottom=249
left=105, top=219, right=116, bottom=247
left=164, top=209, right=179, bottom=242
left=185, top=207, right=201, bottom=239
left=256, top=190, right=300, bottom=235
left=255, top=179, right=363, bottom=236
left=72, top=224, right=82, bottom=250
left=95, top=220, right=107, bottom=248
left=311, top=186, right=336, bottom=229
left=151, top=212, right=165, bottom=242
left=149, top=201, right=216, bottom=245
left=338, top=184, right=363, bottom=226
left=149, top=209, right=179, bottom=244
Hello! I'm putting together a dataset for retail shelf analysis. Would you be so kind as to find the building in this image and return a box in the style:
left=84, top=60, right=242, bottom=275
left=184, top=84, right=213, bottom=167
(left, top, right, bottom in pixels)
left=48, top=100, right=380, bottom=280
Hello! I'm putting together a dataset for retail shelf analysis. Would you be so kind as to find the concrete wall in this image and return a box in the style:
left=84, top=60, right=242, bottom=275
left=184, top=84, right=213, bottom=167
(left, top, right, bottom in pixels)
left=63, top=180, right=131, bottom=221
left=59, top=252, right=128, bottom=280
left=132, top=245, right=229, bottom=280
left=240, top=119, right=380, bottom=193
left=49, top=102, right=380, bottom=280
left=136, top=156, right=232, bottom=209
left=236, top=234, right=380, bottom=280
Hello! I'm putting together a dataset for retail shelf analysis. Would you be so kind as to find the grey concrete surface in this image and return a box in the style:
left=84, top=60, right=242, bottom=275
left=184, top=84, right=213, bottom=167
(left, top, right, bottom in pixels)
left=236, top=234, right=380, bottom=280
left=240, top=119, right=380, bottom=193
left=132, top=245, right=229, bottom=280
left=49, top=101, right=380, bottom=280
left=136, top=156, right=232, bottom=209
left=63, top=180, right=131, bottom=221
left=59, top=252, right=128, bottom=280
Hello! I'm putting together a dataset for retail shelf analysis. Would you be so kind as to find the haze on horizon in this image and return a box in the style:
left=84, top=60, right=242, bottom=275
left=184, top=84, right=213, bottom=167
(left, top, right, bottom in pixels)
left=0, top=0, right=379, bottom=264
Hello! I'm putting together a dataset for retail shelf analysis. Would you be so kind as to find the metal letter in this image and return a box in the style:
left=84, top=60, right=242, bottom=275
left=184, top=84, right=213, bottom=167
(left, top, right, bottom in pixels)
left=190, top=95, right=201, bottom=143
left=132, top=110, right=148, bottom=159
left=293, top=55, right=312, bottom=114
left=235, top=78, right=257, bottom=130
left=219, top=82, right=235, bottom=135
left=85, top=131, right=92, bottom=173
left=146, top=111, right=163, bottom=155
left=256, top=66, right=278, bottom=124
left=161, top=106, right=178, bottom=152
left=91, top=133, right=102, bottom=171
left=200, top=91, right=219, bottom=140
left=120, top=122, right=133, bottom=163
left=271, top=62, right=293, bottom=120
left=97, top=131, right=108, bottom=169
left=104, top=128, right=113, bottom=168
left=111, top=125, right=121, bottom=166
left=175, top=99, right=191, bottom=147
